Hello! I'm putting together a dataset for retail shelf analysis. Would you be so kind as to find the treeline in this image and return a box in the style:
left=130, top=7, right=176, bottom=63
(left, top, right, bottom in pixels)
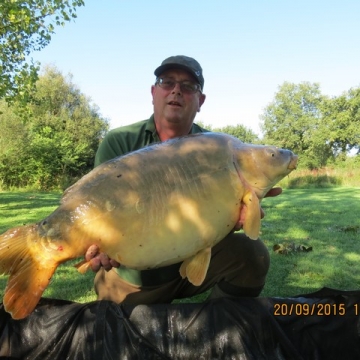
left=0, top=67, right=359, bottom=190
left=260, top=82, right=360, bottom=169
left=201, top=82, right=360, bottom=170
left=1, top=2, right=359, bottom=190
left=0, top=66, right=108, bottom=190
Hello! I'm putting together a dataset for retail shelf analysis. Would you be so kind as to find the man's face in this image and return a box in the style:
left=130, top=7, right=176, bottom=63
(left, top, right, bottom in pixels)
left=151, top=69, right=206, bottom=130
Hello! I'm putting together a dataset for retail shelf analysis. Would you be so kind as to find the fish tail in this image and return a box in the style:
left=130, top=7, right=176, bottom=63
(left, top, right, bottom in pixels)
left=0, top=225, right=57, bottom=319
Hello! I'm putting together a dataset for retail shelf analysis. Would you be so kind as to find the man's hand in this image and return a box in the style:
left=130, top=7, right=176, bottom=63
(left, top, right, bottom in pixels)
left=233, top=187, right=283, bottom=231
left=85, top=244, right=120, bottom=272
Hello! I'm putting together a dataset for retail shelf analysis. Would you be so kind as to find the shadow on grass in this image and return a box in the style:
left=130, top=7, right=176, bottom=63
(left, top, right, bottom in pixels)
left=0, top=191, right=61, bottom=231
left=0, top=191, right=61, bottom=210
left=261, top=187, right=360, bottom=297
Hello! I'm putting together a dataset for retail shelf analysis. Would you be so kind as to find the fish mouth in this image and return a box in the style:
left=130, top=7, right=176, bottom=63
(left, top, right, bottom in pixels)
left=288, top=154, right=298, bottom=170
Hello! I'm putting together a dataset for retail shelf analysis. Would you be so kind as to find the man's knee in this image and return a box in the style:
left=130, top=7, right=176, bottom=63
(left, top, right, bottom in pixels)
left=210, top=232, right=270, bottom=289
left=208, top=233, right=270, bottom=298
left=217, top=232, right=269, bottom=270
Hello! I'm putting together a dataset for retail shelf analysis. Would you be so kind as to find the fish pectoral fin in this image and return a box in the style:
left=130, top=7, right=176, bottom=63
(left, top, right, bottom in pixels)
left=74, top=259, right=91, bottom=274
left=179, top=247, right=211, bottom=286
left=4, top=259, right=57, bottom=320
left=242, top=188, right=261, bottom=240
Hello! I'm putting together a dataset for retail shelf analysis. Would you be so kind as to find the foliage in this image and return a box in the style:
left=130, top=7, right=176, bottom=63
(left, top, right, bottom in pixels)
left=195, top=121, right=259, bottom=143
left=260, top=82, right=329, bottom=168
left=260, top=82, right=360, bottom=169
left=287, top=174, right=342, bottom=188
left=0, top=65, right=109, bottom=190
left=277, top=165, right=360, bottom=189
left=321, top=87, right=360, bottom=157
left=0, top=0, right=84, bottom=104
left=213, top=124, right=260, bottom=143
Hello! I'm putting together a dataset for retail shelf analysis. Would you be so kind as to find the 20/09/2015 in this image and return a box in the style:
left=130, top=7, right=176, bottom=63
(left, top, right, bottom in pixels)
left=273, top=302, right=347, bottom=316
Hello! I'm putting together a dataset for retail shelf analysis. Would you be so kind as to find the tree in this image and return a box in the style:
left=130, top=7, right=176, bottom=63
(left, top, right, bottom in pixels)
left=213, top=124, right=259, bottom=143
left=0, top=100, right=32, bottom=187
left=194, top=121, right=259, bottom=143
left=260, top=82, right=331, bottom=168
left=0, top=0, right=84, bottom=104
left=0, top=65, right=109, bottom=189
left=321, top=87, right=360, bottom=157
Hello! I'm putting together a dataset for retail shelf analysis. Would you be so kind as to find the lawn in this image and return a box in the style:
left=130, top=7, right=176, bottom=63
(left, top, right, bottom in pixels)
left=0, top=187, right=359, bottom=304
left=260, top=187, right=360, bottom=297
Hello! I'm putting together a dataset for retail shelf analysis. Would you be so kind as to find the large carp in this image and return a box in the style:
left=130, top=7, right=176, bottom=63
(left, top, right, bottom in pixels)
left=0, top=132, right=297, bottom=319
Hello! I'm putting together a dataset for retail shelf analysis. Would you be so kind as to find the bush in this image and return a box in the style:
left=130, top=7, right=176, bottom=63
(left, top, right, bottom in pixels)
left=279, top=166, right=360, bottom=189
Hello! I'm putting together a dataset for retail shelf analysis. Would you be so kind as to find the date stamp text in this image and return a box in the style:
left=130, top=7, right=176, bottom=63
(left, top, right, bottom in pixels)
left=273, top=303, right=360, bottom=316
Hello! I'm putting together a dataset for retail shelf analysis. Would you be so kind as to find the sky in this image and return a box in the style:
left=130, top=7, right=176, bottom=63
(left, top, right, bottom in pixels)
left=31, top=0, right=360, bottom=136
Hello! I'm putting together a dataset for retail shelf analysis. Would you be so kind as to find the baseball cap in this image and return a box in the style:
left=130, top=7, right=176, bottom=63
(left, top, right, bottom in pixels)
left=154, top=55, right=204, bottom=90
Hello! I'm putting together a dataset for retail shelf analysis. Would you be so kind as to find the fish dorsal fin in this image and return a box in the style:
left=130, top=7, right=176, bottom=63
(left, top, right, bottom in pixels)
left=242, top=188, right=261, bottom=240
left=179, top=247, right=211, bottom=286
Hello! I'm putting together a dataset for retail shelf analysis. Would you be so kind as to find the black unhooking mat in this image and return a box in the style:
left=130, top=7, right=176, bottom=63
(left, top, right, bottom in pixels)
left=0, top=287, right=359, bottom=359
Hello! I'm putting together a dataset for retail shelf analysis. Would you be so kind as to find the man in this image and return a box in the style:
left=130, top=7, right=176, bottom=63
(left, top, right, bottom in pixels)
left=85, top=55, right=278, bottom=304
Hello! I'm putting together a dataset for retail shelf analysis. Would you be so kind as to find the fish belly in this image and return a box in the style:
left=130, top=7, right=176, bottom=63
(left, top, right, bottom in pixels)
left=59, top=134, right=243, bottom=269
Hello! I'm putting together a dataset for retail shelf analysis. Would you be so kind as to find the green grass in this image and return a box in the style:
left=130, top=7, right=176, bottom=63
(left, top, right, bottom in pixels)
left=260, top=187, right=360, bottom=296
left=0, top=187, right=359, bottom=305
